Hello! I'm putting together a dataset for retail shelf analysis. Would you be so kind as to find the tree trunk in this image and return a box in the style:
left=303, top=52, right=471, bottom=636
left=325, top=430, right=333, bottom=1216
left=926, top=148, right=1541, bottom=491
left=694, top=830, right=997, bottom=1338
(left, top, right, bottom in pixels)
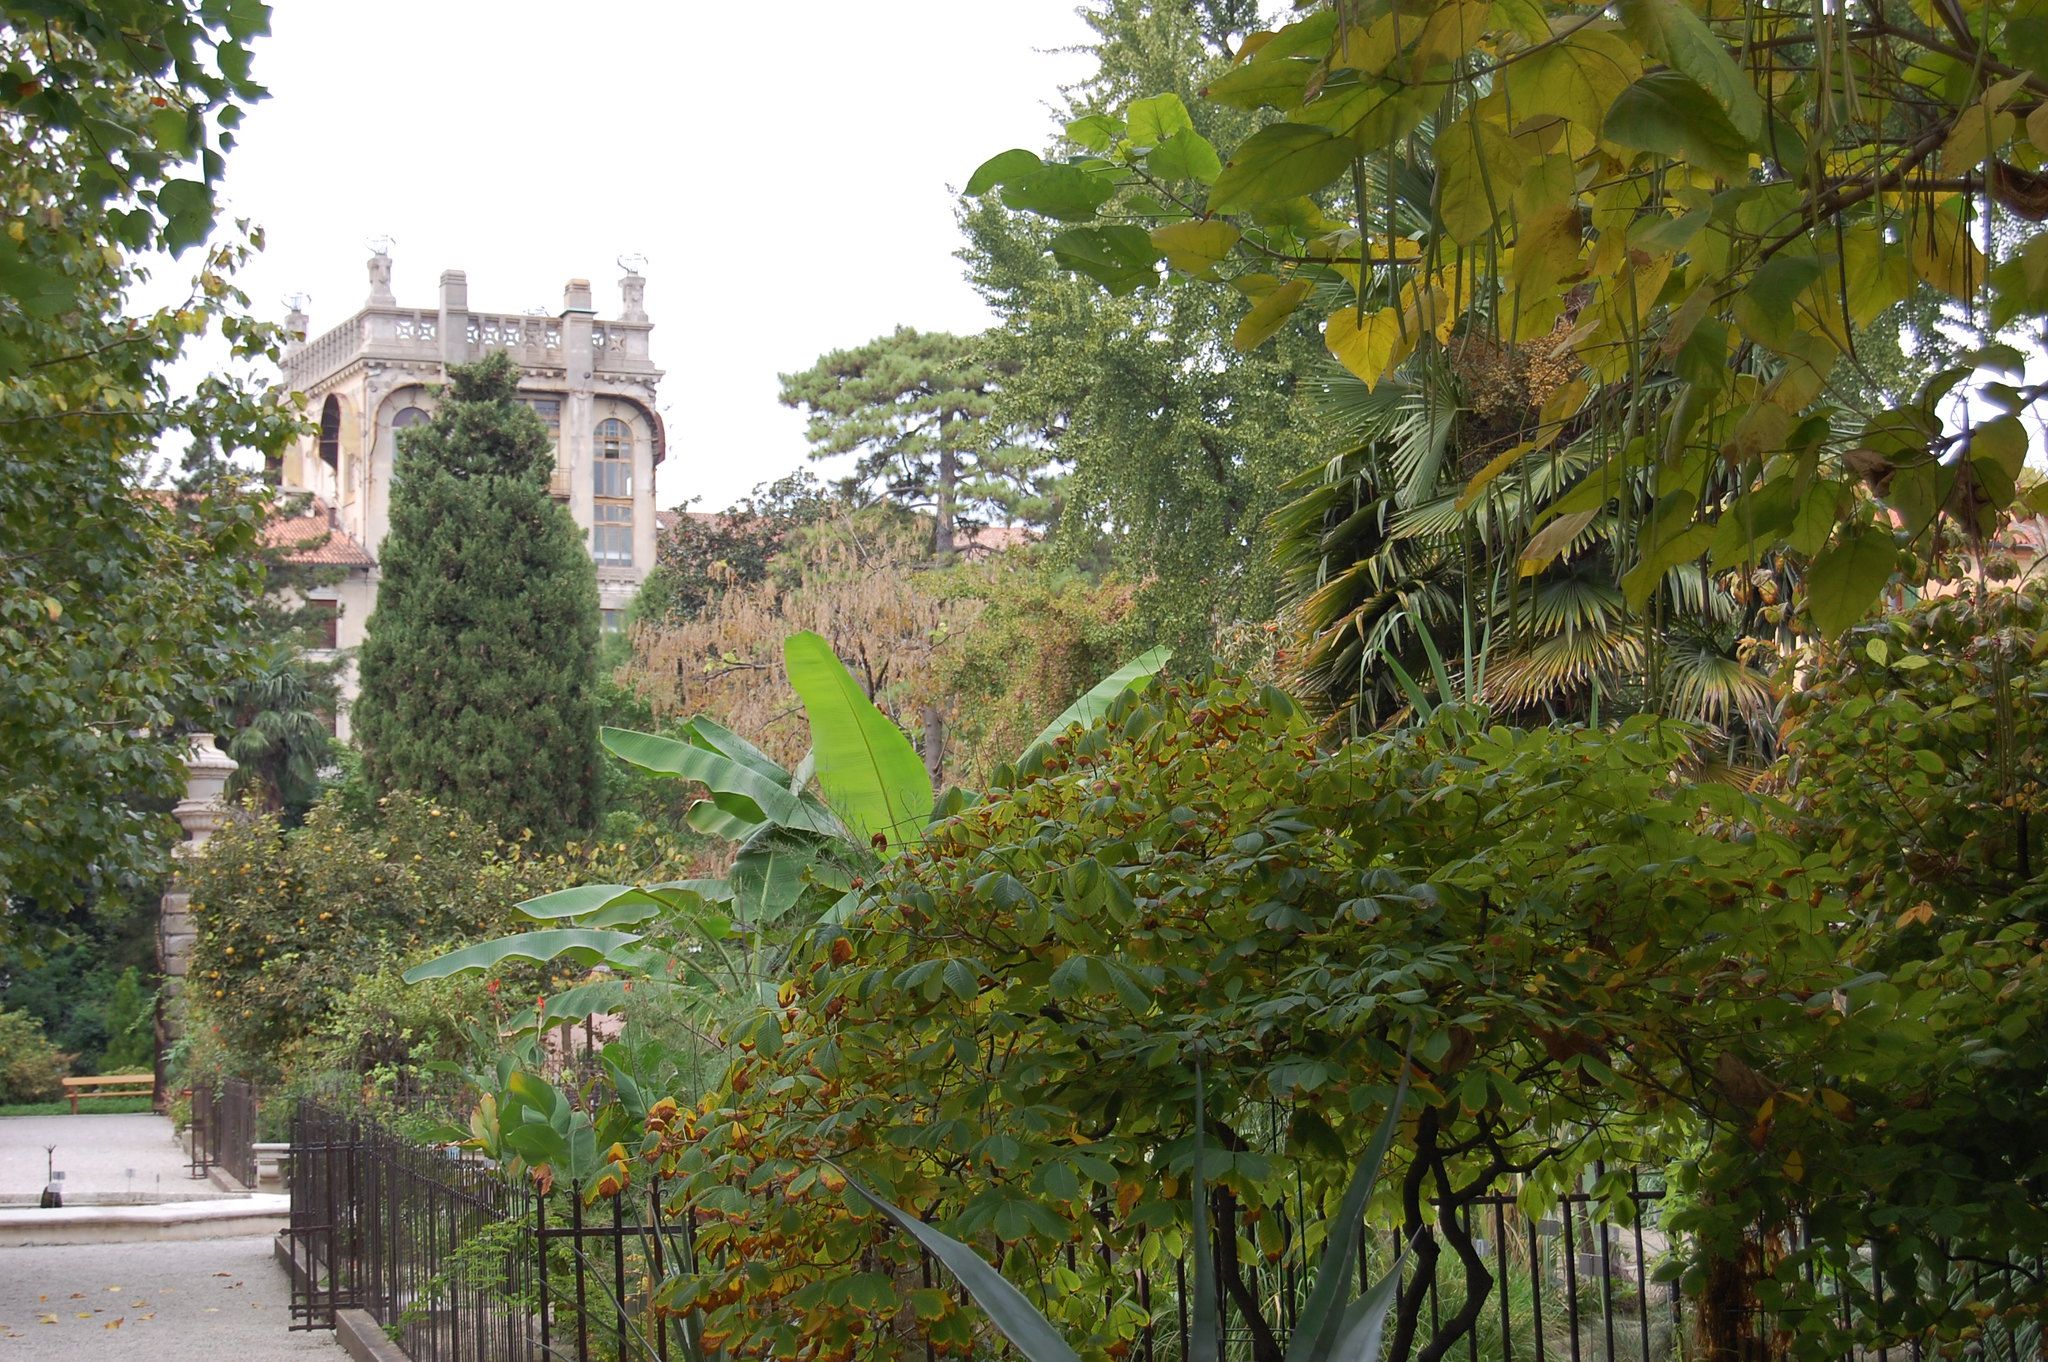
left=921, top=704, right=945, bottom=788
left=935, top=442, right=957, bottom=556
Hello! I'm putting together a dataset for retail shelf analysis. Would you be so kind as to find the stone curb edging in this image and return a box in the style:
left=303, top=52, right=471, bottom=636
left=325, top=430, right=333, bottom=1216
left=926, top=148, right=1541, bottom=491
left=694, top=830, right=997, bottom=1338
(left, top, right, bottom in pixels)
left=272, top=1232, right=419, bottom=1362
left=336, top=1308, right=415, bottom=1362
left=0, top=1193, right=288, bottom=1245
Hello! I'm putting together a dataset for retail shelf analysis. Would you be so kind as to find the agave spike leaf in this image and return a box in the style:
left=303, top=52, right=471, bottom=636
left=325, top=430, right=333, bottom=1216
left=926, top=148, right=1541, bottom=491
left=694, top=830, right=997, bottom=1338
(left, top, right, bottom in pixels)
left=1323, top=1234, right=1414, bottom=1362
left=832, top=1163, right=1083, bottom=1362
left=1284, top=1062, right=1412, bottom=1362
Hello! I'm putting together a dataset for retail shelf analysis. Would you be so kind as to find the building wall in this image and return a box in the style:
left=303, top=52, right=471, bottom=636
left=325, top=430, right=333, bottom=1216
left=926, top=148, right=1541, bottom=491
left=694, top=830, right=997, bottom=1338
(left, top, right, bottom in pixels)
left=277, top=261, right=665, bottom=730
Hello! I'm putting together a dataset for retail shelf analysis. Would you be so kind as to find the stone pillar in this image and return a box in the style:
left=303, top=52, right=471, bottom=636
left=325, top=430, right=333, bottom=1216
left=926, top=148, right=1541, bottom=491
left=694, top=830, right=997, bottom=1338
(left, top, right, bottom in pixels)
left=154, top=733, right=237, bottom=1107
left=561, top=279, right=597, bottom=528
left=439, top=268, right=469, bottom=366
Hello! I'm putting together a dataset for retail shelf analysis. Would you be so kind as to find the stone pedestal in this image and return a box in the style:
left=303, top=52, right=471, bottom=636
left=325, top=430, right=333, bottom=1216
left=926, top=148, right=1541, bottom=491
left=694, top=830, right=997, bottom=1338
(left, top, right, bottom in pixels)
left=155, top=733, right=237, bottom=1106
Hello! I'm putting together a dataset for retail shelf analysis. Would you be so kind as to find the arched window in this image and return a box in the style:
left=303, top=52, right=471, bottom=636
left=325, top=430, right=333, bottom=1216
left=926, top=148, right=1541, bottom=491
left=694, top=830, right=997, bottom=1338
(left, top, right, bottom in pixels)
left=392, top=405, right=429, bottom=430
left=318, top=395, right=341, bottom=471
left=591, top=418, right=633, bottom=566
left=593, top=418, right=632, bottom=498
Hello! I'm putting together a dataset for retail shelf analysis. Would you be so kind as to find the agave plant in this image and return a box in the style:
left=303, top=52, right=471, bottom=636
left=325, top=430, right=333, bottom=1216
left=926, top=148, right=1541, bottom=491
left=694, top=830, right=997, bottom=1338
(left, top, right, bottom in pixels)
left=835, top=1058, right=1412, bottom=1362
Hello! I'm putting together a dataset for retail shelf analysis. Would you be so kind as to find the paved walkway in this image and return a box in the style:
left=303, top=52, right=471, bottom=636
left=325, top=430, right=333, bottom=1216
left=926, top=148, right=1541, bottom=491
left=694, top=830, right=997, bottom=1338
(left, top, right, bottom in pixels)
left=0, top=1232, right=343, bottom=1358
left=0, top=1113, right=226, bottom=1204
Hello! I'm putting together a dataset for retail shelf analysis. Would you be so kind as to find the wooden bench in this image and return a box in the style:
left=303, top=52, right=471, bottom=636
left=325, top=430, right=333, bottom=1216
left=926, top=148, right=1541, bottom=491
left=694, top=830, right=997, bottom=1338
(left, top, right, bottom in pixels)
left=61, top=1073, right=154, bottom=1113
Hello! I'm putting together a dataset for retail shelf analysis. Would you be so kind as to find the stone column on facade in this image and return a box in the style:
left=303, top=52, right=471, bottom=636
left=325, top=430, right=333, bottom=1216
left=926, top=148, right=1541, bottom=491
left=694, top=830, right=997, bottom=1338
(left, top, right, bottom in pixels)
left=154, top=733, right=237, bottom=1107
left=560, top=279, right=597, bottom=538
left=439, top=268, right=470, bottom=367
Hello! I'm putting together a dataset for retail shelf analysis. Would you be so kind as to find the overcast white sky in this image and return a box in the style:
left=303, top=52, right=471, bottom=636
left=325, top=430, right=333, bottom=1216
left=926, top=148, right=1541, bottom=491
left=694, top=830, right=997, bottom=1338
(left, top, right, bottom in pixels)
left=213, top=1, right=1096, bottom=510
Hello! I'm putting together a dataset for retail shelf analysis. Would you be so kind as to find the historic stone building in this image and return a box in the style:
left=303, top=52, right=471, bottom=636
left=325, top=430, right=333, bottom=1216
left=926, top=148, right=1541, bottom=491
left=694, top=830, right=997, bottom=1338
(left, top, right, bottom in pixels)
left=275, top=251, right=665, bottom=737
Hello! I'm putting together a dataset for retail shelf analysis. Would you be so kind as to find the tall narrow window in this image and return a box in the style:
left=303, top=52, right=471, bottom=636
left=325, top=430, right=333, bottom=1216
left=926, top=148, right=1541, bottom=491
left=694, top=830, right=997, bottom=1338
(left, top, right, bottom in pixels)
left=592, top=503, right=633, bottom=565
left=593, top=418, right=632, bottom=498
left=318, top=395, right=341, bottom=471
left=591, top=417, right=634, bottom=566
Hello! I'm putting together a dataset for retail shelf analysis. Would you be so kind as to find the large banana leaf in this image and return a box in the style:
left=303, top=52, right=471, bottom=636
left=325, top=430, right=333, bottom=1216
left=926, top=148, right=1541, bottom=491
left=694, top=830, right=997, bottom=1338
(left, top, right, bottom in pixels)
left=782, top=631, right=933, bottom=856
left=401, top=929, right=640, bottom=983
left=833, top=1164, right=1084, bottom=1362
left=730, top=827, right=834, bottom=926
left=602, top=726, right=839, bottom=838
left=1023, top=646, right=1172, bottom=758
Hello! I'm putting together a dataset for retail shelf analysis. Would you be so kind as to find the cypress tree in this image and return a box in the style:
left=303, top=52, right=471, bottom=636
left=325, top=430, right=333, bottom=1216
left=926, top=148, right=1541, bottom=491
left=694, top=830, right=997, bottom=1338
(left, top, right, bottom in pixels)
left=353, top=352, right=601, bottom=839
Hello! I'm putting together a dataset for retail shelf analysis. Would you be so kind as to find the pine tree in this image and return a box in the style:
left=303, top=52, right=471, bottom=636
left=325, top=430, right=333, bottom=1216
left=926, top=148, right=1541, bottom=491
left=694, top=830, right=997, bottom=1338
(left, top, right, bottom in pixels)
left=353, top=353, right=601, bottom=840
left=778, top=327, right=1050, bottom=555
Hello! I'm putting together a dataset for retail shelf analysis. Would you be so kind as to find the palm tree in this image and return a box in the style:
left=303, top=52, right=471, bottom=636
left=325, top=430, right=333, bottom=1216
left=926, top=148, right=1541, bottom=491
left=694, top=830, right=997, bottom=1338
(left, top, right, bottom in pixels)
left=1270, top=324, right=1785, bottom=751
left=219, top=639, right=336, bottom=818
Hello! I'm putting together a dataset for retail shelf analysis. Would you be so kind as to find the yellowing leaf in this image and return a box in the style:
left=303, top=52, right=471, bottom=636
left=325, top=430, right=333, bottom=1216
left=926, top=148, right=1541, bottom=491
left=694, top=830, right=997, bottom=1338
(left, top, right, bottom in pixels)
left=1910, top=203, right=1989, bottom=300
left=1840, top=225, right=1915, bottom=326
left=1333, top=14, right=1400, bottom=78
left=1436, top=114, right=1526, bottom=244
left=1520, top=509, right=1599, bottom=575
left=1409, top=0, right=1492, bottom=75
left=1399, top=281, right=1455, bottom=341
left=1457, top=439, right=1535, bottom=511
left=1324, top=305, right=1410, bottom=388
left=1782, top=1150, right=1805, bottom=1183
left=1503, top=31, right=1642, bottom=148
left=1233, top=278, right=1312, bottom=351
left=1940, top=104, right=2014, bottom=172
left=1150, top=220, right=1242, bottom=274
left=2030, top=100, right=2048, bottom=155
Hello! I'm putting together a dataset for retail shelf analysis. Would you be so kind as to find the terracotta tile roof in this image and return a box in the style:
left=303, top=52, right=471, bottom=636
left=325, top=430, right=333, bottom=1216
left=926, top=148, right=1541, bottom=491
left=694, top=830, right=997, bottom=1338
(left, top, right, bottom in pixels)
left=263, top=498, right=375, bottom=568
left=955, top=524, right=1039, bottom=557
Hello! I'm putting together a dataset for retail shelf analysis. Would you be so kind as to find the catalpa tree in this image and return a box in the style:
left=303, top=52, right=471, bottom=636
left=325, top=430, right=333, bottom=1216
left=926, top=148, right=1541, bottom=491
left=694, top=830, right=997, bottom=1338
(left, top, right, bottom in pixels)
left=971, top=0, right=2048, bottom=637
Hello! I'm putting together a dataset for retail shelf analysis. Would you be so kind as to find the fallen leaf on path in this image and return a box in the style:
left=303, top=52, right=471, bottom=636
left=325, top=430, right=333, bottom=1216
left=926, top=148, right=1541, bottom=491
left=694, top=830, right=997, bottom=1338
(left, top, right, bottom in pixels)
left=105, top=1318, right=124, bottom=1330
left=212, top=1272, right=231, bottom=1278
left=39, top=1315, right=58, bottom=1325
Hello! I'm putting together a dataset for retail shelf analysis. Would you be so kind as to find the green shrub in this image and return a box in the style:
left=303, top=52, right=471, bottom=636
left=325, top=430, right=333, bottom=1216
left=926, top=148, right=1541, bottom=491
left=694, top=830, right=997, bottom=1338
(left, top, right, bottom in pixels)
left=0, top=1007, right=68, bottom=1103
left=186, top=788, right=688, bottom=1078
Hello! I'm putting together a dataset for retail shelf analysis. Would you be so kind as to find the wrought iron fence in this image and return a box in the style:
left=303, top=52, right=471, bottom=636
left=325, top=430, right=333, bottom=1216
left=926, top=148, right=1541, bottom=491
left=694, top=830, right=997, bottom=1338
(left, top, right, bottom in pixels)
left=285, top=1104, right=2023, bottom=1362
left=187, top=1076, right=257, bottom=1187
left=286, top=1101, right=540, bottom=1362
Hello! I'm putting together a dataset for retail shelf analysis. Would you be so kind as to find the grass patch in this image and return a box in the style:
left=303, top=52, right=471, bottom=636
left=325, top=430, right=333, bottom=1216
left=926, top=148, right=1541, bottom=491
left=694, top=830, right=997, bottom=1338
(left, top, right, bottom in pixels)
left=0, top=1096, right=157, bottom=1117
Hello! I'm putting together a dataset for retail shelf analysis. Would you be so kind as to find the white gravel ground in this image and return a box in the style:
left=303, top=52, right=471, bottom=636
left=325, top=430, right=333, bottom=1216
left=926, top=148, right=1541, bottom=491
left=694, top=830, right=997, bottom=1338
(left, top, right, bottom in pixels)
left=0, top=1231, right=344, bottom=1358
left=0, top=1114, right=220, bottom=1204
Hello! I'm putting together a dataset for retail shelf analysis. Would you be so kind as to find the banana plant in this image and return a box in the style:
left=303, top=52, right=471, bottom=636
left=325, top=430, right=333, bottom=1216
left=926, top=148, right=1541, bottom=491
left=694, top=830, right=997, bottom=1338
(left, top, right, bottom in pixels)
left=833, top=1058, right=1411, bottom=1362
left=403, top=635, right=1172, bottom=1011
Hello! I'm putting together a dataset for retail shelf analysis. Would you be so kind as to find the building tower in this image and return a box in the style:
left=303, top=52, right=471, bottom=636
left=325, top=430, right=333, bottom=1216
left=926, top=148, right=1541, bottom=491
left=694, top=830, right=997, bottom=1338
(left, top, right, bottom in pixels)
left=274, top=249, right=665, bottom=738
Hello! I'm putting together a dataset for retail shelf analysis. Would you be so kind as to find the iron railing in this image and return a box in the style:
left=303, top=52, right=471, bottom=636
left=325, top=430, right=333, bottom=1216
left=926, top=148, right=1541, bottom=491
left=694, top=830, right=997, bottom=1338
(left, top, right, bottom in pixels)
left=188, top=1076, right=257, bottom=1187
left=286, top=1101, right=539, bottom=1362
left=286, top=1105, right=2029, bottom=1362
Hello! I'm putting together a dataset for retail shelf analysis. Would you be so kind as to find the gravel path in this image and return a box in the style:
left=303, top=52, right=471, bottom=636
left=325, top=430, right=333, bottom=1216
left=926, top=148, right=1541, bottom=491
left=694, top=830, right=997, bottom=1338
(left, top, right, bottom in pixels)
left=0, top=1114, right=222, bottom=1204
left=0, top=1232, right=344, bottom=1358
